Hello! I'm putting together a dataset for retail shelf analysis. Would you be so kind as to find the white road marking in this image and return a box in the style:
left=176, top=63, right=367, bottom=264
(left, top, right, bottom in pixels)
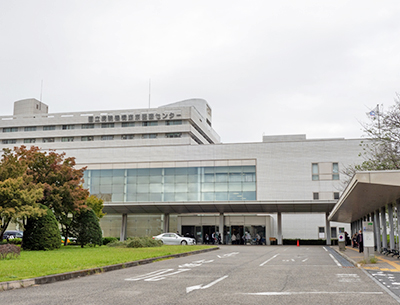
left=243, top=291, right=383, bottom=296
left=336, top=274, right=360, bottom=283
left=302, top=258, right=308, bottom=262
left=329, top=253, right=341, bottom=267
left=323, top=247, right=328, bottom=252
left=260, top=254, right=279, bottom=266
left=291, top=259, right=295, bottom=262
left=125, top=269, right=190, bottom=282
left=125, top=269, right=174, bottom=281
left=145, top=269, right=191, bottom=282
left=179, top=259, right=214, bottom=268
left=186, top=275, right=228, bottom=293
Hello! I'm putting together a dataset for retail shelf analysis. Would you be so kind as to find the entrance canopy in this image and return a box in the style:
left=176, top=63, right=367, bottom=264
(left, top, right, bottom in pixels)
left=328, top=170, right=400, bottom=223
left=103, top=199, right=337, bottom=214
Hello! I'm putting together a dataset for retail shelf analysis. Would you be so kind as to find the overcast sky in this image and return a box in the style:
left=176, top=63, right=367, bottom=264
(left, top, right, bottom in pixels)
left=1, top=1, right=399, bottom=143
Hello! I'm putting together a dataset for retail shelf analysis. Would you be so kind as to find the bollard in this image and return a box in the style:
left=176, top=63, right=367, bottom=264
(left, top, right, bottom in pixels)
left=297, top=239, right=299, bottom=247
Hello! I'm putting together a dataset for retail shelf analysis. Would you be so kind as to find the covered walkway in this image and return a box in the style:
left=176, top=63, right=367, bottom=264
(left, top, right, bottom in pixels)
left=329, top=170, right=400, bottom=253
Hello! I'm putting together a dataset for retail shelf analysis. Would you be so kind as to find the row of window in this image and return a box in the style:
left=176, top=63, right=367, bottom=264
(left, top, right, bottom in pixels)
left=313, top=192, right=340, bottom=200
left=2, top=120, right=183, bottom=133
left=318, top=226, right=338, bottom=239
left=83, top=166, right=257, bottom=203
left=1, top=133, right=183, bottom=144
left=312, top=162, right=339, bottom=181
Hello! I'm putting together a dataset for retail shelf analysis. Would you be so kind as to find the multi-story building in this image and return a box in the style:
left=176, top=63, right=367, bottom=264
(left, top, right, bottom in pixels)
left=1, top=98, right=364, bottom=244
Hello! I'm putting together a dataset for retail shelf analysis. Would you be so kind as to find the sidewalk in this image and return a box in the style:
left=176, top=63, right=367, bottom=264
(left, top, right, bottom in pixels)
left=332, top=245, right=400, bottom=272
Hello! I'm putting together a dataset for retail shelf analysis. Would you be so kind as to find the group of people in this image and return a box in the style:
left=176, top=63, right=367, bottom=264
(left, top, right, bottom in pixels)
left=204, top=232, right=222, bottom=245
left=351, top=230, right=364, bottom=253
left=203, top=231, right=264, bottom=245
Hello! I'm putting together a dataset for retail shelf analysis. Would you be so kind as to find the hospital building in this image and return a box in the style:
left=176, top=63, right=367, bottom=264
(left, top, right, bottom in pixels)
left=0, top=98, right=364, bottom=244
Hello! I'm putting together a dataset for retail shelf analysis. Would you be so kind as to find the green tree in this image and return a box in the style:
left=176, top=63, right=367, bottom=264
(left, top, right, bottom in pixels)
left=1, top=146, right=89, bottom=245
left=73, top=209, right=103, bottom=248
left=22, top=205, right=61, bottom=250
left=0, top=176, right=44, bottom=239
left=343, top=94, right=400, bottom=182
left=358, top=94, right=400, bottom=171
left=85, top=195, right=105, bottom=220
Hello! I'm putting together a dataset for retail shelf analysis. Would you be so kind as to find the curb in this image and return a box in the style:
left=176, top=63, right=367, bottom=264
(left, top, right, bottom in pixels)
left=0, top=246, right=219, bottom=292
left=330, top=246, right=358, bottom=266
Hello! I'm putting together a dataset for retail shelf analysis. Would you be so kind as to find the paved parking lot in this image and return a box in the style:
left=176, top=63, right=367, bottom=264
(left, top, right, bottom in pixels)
left=1, top=245, right=399, bottom=304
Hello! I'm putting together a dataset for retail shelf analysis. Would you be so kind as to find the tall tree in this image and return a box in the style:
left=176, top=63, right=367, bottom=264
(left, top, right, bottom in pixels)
left=0, top=176, right=44, bottom=239
left=24, top=148, right=89, bottom=245
left=356, top=93, right=400, bottom=171
left=0, top=146, right=89, bottom=245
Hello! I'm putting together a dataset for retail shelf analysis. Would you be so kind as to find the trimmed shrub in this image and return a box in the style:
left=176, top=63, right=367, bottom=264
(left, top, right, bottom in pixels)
left=7, top=238, right=22, bottom=245
left=106, top=237, right=162, bottom=248
left=0, top=244, right=21, bottom=260
left=73, top=209, right=103, bottom=248
left=103, top=237, right=118, bottom=246
left=23, top=205, right=61, bottom=251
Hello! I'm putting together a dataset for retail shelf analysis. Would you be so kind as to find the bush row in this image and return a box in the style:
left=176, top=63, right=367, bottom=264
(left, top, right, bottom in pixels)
left=107, top=236, right=162, bottom=248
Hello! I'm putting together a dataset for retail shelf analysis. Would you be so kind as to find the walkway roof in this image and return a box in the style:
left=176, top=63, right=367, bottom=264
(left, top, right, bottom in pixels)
left=328, top=170, right=400, bottom=223
left=103, top=199, right=337, bottom=215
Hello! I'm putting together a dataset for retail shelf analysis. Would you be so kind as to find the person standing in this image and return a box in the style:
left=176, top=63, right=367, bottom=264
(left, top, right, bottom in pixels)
left=356, top=230, right=364, bottom=253
left=231, top=233, right=236, bottom=245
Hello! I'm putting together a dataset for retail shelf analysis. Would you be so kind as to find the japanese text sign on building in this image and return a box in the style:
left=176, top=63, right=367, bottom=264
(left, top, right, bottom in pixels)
left=87, top=111, right=181, bottom=123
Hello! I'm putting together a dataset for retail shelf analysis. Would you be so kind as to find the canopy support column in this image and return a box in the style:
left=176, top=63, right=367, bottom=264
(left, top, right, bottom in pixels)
left=388, top=203, right=395, bottom=250
left=381, top=206, right=388, bottom=250
left=277, top=212, right=282, bottom=245
left=326, top=212, right=331, bottom=246
left=120, top=213, right=127, bottom=241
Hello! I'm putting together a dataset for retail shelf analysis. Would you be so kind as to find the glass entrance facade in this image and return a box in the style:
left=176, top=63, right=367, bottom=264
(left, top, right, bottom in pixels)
left=83, top=165, right=256, bottom=202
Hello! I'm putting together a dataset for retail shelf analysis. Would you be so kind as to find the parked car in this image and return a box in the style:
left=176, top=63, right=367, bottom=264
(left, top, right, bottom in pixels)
left=2, top=230, right=23, bottom=240
left=61, top=236, right=77, bottom=244
left=152, top=233, right=196, bottom=245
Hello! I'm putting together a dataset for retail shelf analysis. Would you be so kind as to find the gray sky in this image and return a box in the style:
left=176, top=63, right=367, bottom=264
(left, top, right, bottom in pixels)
left=1, top=1, right=399, bottom=143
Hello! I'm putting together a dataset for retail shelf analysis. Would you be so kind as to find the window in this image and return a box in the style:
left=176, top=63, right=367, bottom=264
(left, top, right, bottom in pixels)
left=318, top=227, right=325, bottom=239
left=166, top=120, right=182, bottom=125
left=62, top=125, right=74, bottom=130
left=313, top=192, right=319, bottom=200
left=101, top=123, right=114, bottom=128
left=142, top=134, right=157, bottom=139
left=3, top=127, right=18, bottom=132
left=61, top=137, right=74, bottom=142
left=122, top=134, right=134, bottom=140
left=81, top=136, right=94, bottom=141
left=142, top=121, right=158, bottom=126
left=122, top=122, right=135, bottom=127
left=101, top=135, right=114, bottom=141
left=331, top=227, right=337, bottom=239
left=312, top=162, right=339, bottom=181
left=312, top=163, right=319, bottom=180
left=332, top=163, right=339, bottom=180
left=166, top=133, right=182, bottom=138
left=334, top=192, right=340, bottom=200
left=2, top=139, right=16, bottom=144
left=81, top=124, right=94, bottom=129
left=24, top=139, right=36, bottom=143
left=43, top=138, right=55, bottom=143
left=43, top=125, right=55, bottom=131
left=24, top=126, right=37, bottom=132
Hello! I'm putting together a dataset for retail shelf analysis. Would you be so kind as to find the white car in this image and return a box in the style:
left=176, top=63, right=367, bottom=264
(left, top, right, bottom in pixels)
left=152, top=233, right=196, bottom=245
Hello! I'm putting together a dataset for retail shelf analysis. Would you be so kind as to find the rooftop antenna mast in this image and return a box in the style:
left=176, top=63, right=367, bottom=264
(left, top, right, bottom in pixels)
left=40, top=80, right=43, bottom=102
left=148, top=78, right=151, bottom=109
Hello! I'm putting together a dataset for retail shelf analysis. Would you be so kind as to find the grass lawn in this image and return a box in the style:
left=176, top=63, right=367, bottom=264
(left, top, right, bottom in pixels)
left=0, top=245, right=215, bottom=282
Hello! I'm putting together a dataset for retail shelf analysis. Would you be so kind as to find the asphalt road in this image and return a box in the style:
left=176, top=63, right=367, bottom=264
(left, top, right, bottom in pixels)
left=2, top=245, right=399, bottom=305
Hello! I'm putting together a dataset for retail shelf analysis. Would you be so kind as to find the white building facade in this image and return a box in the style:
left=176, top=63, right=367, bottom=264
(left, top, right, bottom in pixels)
left=0, top=98, right=362, bottom=244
